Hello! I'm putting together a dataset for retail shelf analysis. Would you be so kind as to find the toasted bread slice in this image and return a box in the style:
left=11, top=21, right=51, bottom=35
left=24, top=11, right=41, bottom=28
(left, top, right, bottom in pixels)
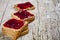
left=16, top=26, right=29, bottom=39
left=21, top=29, right=29, bottom=36
left=21, top=25, right=28, bottom=32
left=0, top=28, right=29, bottom=40
left=12, top=10, right=35, bottom=23
left=14, top=2, right=35, bottom=10
left=2, top=19, right=28, bottom=40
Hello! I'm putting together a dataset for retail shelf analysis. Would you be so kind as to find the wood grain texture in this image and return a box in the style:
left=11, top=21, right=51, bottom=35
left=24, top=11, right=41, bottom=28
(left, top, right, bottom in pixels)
left=0, top=0, right=9, bottom=26
left=0, top=0, right=60, bottom=40
left=38, top=0, right=59, bottom=40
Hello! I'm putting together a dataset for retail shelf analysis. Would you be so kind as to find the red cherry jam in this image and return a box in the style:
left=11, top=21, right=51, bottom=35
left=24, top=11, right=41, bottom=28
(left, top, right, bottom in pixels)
left=14, top=10, right=34, bottom=19
left=3, top=19, right=24, bottom=29
left=16, top=2, right=33, bottom=9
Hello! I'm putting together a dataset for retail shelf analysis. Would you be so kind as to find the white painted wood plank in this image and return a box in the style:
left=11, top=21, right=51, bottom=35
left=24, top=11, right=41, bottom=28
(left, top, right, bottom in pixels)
left=38, top=0, right=59, bottom=40
left=0, top=0, right=9, bottom=25
left=55, top=2, right=60, bottom=40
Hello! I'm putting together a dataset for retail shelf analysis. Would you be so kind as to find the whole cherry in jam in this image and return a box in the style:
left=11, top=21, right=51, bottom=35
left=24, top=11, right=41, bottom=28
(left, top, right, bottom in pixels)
left=14, top=10, right=34, bottom=19
left=16, top=2, right=33, bottom=9
left=3, top=19, right=24, bottom=29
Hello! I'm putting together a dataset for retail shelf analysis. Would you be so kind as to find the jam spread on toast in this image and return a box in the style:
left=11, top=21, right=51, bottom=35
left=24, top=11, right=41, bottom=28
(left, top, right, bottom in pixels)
left=16, top=2, right=33, bottom=9
left=14, top=10, right=34, bottom=19
left=3, top=19, right=24, bottom=29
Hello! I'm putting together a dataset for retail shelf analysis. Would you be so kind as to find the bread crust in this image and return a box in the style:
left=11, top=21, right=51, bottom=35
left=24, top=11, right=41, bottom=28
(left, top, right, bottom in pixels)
left=21, top=26, right=28, bottom=32
left=2, top=27, right=18, bottom=40
left=12, top=13, right=35, bottom=23
left=2, top=21, right=28, bottom=40
left=21, top=29, right=29, bottom=36
left=14, top=4, right=35, bottom=11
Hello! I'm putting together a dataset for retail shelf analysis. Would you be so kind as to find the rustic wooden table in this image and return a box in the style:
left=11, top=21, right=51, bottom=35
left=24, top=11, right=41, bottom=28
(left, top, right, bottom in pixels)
left=0, top=0, right=60, bottom=40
